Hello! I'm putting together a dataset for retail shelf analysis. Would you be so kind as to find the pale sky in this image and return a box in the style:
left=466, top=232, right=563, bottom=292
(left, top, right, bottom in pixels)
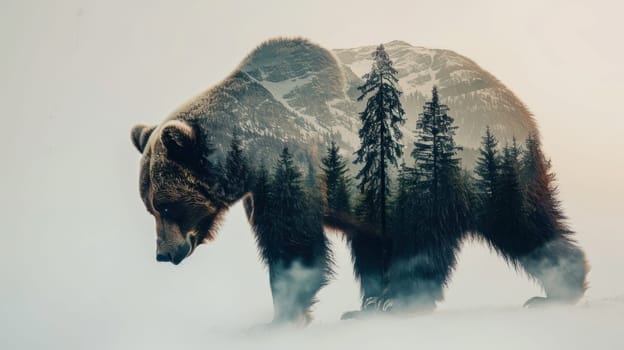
left=1, top=1, right=623, bottom=348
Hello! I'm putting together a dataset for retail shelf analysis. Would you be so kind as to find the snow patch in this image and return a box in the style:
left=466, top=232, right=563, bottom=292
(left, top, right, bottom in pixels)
left=399, top=68, right=441, bottom=97
left=346, top=59, right=373, bottom=78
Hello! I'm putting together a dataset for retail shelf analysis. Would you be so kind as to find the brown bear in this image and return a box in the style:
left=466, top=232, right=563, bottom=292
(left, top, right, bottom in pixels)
left=130, top=38, right=587, bottom=324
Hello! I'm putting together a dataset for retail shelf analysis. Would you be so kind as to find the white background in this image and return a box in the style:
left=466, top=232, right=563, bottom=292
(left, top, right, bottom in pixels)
left=1, top=0, right=623, bottom=349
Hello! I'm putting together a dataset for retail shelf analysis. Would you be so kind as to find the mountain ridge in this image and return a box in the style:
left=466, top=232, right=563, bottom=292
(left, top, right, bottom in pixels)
left=167, top=38, right=538, bottom=170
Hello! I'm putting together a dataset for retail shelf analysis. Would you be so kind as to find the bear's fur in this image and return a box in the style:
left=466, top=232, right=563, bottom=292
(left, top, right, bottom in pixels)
left=130, top=37, right=587, bottom=324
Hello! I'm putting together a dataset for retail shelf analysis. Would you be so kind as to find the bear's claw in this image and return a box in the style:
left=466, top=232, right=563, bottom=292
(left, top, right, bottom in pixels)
left=341, top=296, right=394, bottom=320
left=523, top=296, right=571, bottom=308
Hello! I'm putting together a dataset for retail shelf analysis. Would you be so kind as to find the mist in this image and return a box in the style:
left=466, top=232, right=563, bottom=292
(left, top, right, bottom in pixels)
left=2, top=0, right=623, bottom=349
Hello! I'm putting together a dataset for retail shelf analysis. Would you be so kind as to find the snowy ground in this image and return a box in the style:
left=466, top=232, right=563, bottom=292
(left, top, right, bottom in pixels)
left=2, top=1, right=624, bottom=349
left=2, top=202, right=623, bottom=350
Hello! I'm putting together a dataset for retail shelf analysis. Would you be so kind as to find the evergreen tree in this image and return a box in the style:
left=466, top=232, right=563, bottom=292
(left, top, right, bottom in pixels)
left=251, top=162, right=271, bottom=222
left=321, top=141, right=351, bottom=213
left=520, top=134, right=564, bottom=246
left=265, top=147, right=324, bottom=264
left=389, top=163, right=417, bottom=236
left=224, top=131, right=252, bottom=199
left=249, top=161, right=275, bottom=263
left=474, top=126, right=500, bottom=236
left=304, top=156, right=324, bottom=231
left=521, top=134, right=551, bottom=190
left=353, top=44, right=406, bottom=285
left=268, top=148, right=311, bottom=241
left=491, top=143, right=527, bottom=253
left=354, top=43, right=406, bottom=243
left=388, top=87, right=470, bottom=307
left=475, top=126, right=500, bottom=198
left=509, top=137, right=522, bottom=166
left=411, top=86, right=463, bottom=204
left=272, top=147, right=305, bottom=214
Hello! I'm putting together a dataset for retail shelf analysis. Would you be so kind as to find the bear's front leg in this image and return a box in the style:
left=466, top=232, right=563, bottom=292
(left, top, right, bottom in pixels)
left=268, top=259, right=327, bottom=326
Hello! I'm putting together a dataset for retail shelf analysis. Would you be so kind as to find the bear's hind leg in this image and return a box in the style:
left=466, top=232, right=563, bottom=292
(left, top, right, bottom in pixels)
left=519, top=237, right=588, bottom=307
left=386, top=236, right=463, bottom=313
left=477, top=223, right=588, bottom=307
left=340, top=228, right=386, bottom=319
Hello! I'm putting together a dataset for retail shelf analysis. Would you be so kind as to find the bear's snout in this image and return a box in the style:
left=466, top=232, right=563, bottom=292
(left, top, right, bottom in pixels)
left=156, top=241, right=191, bottom=265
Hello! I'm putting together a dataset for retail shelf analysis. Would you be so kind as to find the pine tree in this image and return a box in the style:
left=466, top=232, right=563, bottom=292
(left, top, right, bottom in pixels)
left=272, top=147, right=304, bottom=211
left=389, top=163, right=417, bottom=237
left=251, top=162, right=271, bottom=221
left=409, top=87, right=468, bottom=236
left=521, top=134, right=564, bottom=245
left=353, top=44, right=406, bottom=285
left=387, top=87, right=471, bottom=308
left=411, top=86, right=463, bottom=205
left=492, top=143, right=526, bottom=253
left=475, top=126, right=500, bottom=198
left=521, top=134, right=550, bottom=189
left=249, top=161, right=275, bottom=266
left=224, top=131, right=252, bottom=199
left=510, top=137, right=522, bottom=165
left=321, top=141, right=351, bottom=213
left=474, top=126, right=500, bottom=236
left=253, top=148, right=303, bottom=265
left=304, top=156, right=324, bottom=232
left=263, top=147, right=325, bottom=268
left=354, top=44, right=406, bottom=237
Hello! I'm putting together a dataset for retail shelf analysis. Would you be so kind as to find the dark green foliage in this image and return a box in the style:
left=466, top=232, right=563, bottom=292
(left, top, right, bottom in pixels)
left=269, top=148, right=309, bottom=243
left=353, top=44, right=406, bottom=291
left=475, top=126, right=499, bottom=197
left=252, top=148, right=323, bottom=265
left=321, top=141, right=351, bottom=213
left=354, top=44, right=406, bottom=231
left=474, top=126, right=500, bottom=237
left=520, top=135, right=568, bottom=247
left=388, top=86, right=471, bottom=309
left=389, top=163, right=417, bottom=237
left=251, top=162, right=271, bottom=218
left=411, top=86, right=463, bottom=200
left=408, top=86, right=468, bottom=223
left=475, top=135, right=551, bottom=256
left=487, top=142, right=527, bottom=255
left=224, top=131, right=252, bottom=199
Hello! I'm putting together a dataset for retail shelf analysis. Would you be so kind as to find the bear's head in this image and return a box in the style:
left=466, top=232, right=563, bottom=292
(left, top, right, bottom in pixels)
left=131, top=119, right=227, bottom=265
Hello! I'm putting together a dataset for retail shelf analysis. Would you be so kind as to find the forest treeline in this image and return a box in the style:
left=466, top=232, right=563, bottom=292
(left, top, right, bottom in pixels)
left=217, top=44, right=564, bottom=293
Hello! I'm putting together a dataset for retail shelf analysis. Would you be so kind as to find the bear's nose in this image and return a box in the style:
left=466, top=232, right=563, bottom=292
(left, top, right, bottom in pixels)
left=156, top=253, right=171, bottom=262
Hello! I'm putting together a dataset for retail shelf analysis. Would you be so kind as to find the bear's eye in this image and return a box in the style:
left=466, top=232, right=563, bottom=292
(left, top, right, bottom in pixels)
left=155, top=203, right=183, bottom=220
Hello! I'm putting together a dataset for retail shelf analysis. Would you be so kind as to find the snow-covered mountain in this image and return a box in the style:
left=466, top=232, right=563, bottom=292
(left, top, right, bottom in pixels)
left=179, top=38, right=537, bottom=168
left=334, top=40, right=538, bottom=150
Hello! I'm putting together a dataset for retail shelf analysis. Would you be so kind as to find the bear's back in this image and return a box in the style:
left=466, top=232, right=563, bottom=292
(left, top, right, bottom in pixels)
left=167, top=38, right=347, bottom=170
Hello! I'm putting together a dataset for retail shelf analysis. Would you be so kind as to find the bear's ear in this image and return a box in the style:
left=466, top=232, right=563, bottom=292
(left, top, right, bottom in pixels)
left=160, top=120, right=197, bottom=163
left=131, top=124, right=157, bottom=153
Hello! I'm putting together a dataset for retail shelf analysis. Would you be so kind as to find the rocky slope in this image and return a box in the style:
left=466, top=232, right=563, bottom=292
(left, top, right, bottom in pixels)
left=334, top=40, right=537, bottom=150
left=173, top=38, right=537, bottom=169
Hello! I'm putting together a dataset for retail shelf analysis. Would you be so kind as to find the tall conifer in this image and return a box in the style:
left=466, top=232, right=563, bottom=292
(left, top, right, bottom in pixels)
left=411, top=86, right=462, bottom=204
left=321, top=141, right=351, bottom=213
left=224, top=131, right=252, bottom=199
left=353, top=44, right=406, bottom=283
left=475, top=126, right=500, bottom=197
